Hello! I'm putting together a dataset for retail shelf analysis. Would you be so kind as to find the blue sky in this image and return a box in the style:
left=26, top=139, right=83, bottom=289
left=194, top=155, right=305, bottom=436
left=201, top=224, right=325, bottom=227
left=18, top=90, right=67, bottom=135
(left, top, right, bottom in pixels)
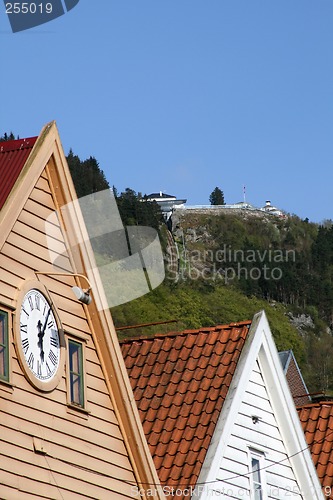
left=1, top=1, right=332, bottom=222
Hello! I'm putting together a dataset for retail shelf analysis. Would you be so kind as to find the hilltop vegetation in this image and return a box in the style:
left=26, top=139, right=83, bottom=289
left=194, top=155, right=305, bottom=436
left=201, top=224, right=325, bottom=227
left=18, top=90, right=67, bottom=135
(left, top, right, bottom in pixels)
left=171, top=210, right=325, bottom=315
left=167, top=209, right=333, bottom=392
left=63, top=148, right=333, bottom=394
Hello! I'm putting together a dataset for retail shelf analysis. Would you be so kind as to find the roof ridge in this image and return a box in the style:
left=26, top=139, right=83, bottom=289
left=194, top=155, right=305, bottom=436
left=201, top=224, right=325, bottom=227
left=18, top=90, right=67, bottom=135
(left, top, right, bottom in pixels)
left=119, top=320, right=251, bottom=344
left=0, top=136, right=37, bottom=152
left=297, top=400, right=333, bottom=409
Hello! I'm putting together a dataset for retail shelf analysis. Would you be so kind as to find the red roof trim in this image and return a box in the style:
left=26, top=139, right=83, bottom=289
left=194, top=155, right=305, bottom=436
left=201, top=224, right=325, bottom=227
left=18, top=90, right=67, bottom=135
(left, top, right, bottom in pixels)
left=0, top=136, right=38, bottom=210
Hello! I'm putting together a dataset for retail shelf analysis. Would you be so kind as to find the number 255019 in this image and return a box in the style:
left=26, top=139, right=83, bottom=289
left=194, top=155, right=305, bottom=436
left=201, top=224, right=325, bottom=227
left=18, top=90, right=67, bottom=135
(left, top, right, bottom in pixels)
left=5, top=3, right=53, bottom=14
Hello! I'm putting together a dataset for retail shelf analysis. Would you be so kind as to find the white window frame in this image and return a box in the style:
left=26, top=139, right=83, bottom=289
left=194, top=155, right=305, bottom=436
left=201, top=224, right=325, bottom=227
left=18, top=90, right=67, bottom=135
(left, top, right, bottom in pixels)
left=248, top=448, right=267, bottom=500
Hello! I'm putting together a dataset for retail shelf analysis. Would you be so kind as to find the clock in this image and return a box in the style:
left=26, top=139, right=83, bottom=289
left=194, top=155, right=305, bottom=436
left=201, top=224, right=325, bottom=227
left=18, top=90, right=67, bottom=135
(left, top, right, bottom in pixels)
left=15, top=283, right=64, bottom=391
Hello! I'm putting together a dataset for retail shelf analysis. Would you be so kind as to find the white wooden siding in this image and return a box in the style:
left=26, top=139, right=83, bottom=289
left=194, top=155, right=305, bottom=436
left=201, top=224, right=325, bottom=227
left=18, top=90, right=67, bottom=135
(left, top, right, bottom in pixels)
left=214, top=360, right=304, bottom=500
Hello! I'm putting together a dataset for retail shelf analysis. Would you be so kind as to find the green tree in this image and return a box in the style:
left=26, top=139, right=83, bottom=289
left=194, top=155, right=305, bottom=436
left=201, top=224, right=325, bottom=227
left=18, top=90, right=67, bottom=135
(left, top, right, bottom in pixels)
left=209, top=187, right=225, bottom=205
left=116, top=188, right=164, bottom=230
left=0, top=132, right=16, bottom=141
left=66, top=149, right=109, bottom=198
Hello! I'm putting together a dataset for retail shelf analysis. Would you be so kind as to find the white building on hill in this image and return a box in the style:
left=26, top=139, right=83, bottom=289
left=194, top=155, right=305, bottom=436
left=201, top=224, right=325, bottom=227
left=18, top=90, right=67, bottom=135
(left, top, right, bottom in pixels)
left=144, top=191, right=187, bottom=219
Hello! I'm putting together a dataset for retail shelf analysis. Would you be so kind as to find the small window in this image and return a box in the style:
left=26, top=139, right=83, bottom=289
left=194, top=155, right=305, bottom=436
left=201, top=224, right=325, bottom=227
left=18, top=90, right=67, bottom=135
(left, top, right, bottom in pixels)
left=0, top=311, right=9, bottom=382
left=68, top=340, right=84, bottom=407
left=249, top=449, right=266, bottom=500
left=251, top=456, right=263, bottom=500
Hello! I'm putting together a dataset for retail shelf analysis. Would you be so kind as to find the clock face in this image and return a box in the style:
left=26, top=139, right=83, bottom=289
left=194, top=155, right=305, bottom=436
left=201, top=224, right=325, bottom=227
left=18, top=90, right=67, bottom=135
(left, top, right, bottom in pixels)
left=19, top=289, right=60, bottom=382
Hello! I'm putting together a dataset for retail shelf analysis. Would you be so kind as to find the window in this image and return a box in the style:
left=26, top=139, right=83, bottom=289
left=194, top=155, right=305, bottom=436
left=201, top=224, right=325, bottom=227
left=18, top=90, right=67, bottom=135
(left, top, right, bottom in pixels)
left=251, top=456, right=263, bottom=500
left=68, top=340, right=84, bottom=407
left=0, top=311, right=9, bottom=382
left=249, top=449, right=266, bottom=500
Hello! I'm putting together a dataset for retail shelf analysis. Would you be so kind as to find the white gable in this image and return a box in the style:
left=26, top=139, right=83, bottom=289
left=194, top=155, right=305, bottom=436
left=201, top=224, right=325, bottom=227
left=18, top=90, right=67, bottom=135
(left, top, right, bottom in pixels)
left=208, top=360, right=303, bottom=498
left=193, top=311, right=323, bottom=500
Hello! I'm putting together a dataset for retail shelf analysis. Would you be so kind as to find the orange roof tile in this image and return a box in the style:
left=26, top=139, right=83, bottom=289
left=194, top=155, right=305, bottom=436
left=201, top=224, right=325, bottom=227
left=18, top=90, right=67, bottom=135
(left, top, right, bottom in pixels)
left=120, top=321, right=251, bottom=492
left=298, top=401, right=333, bottom=491
left=0, top=137, right=37, bottom=210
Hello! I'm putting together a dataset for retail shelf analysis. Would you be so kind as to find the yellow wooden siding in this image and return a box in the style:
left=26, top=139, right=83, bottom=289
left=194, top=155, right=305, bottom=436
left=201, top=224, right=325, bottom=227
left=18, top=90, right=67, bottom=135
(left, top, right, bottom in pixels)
left=0, top=167, right=139, bottom=498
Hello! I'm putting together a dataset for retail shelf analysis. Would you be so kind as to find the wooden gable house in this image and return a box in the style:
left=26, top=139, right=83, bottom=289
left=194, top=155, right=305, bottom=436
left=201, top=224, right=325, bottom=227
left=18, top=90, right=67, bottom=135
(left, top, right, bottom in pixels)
left=121, top=311, right=324, bottom=499
left=0, top=122, right=163, bottom=499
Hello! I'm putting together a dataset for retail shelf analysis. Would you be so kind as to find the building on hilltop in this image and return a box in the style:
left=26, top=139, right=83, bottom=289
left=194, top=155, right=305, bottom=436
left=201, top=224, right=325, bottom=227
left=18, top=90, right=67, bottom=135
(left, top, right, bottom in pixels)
left=175, top=199, right=288, bottom=218
left=144, top=191, right=187, bottom=220
left=261, top=200, right=286, bottom=218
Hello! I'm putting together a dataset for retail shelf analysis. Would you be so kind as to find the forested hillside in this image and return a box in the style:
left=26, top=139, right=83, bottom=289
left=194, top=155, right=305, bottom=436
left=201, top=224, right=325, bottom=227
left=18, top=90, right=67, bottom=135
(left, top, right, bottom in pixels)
left=65, top=148, right=333, bottom=394
left=170, top=209, right=333, bottom=322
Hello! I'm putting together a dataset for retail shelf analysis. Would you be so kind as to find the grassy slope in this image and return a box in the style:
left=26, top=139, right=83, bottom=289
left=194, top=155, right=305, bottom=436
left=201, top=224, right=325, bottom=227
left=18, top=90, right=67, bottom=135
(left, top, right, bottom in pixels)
left=112, top=281, right=304, bottom=362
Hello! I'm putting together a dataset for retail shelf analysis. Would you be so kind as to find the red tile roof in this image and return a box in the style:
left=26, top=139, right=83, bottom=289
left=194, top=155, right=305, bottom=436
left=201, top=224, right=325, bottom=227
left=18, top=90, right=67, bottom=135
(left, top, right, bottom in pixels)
left=298, top=402, right=333, bottom=493
left=0, top=137, right=37, bottom=210
left=120, top=321, right=251, bottom=491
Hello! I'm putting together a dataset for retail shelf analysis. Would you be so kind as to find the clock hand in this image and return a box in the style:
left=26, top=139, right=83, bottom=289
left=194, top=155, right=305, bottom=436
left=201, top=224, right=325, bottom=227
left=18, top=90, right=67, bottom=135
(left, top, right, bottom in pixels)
left=37, top=307, right=51, bottom=362
left=41, top=306, right=52, bottom=336
left=37, top=320, right=45, bottom=362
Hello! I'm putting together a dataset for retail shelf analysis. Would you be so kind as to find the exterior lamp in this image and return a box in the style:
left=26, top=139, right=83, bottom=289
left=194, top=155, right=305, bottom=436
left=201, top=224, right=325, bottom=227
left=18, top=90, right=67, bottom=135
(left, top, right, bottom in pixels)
left=72, top=285, right=92, bottom=305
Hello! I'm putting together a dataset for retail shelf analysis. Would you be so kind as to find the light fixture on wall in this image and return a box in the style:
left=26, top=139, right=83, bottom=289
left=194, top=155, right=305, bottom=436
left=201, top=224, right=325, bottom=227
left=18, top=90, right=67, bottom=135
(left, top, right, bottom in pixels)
left=71, top=285, right=92, bottom=305
left=35, top=272, right=92, bottom=305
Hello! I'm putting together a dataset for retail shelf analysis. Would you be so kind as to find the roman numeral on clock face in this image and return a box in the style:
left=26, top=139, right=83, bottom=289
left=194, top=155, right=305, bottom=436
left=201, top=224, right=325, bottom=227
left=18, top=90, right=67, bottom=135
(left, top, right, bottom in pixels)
left=20, top=323, right=28, bottom=334
left=50, top=336, right=59, bottom=348
left=47, top=319, right=55, bottom=329
left=27, top=352, right=34, bottom=370
left=22, top=338, right=29, bottom=354
left=46, top=362, right=52, bottom=376
left=48, top=350, right=58, bottom=366
left=22, top=307, right=29, bottom=318
left=37, top=360, right=42, bottom=377
left=35, top=294, right=40, bottom=311
left=28, top=296, right=34, bottom=311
